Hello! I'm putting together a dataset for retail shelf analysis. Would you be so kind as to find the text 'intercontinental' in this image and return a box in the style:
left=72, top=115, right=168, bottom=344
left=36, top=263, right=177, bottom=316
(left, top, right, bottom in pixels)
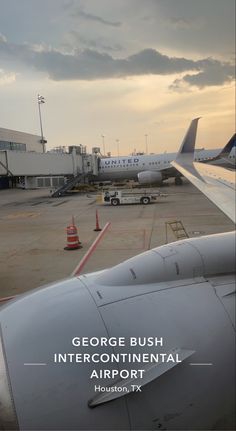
left=53, top=337, right=182, bottom=380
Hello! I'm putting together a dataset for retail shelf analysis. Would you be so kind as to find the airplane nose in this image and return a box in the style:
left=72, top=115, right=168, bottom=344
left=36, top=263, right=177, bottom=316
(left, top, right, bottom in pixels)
left=0, top=330, right=19, bottom=430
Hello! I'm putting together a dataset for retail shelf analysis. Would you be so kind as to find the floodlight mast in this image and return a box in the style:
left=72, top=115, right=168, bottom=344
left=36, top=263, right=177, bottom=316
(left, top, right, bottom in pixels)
left=116, top=139, right=120, bottom=157
left=101, top=134, right=105, bottom=156
left=37, top=94, right=46, bottom=153
left=145, top=134, right=148, bottom=154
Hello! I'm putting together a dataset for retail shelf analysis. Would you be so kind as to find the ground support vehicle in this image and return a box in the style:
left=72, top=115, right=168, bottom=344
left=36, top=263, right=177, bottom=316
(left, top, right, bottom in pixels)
left=102, top=189, right=163, bottom=205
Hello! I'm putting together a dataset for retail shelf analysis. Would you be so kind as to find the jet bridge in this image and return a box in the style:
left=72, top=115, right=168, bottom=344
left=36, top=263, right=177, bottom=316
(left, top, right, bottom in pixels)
left=0, top=149, right=99, bottom=190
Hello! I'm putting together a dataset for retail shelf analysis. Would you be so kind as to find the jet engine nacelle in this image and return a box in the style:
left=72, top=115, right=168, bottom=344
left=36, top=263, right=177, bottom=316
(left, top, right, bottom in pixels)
left=137, top=170, right=163, bottom=185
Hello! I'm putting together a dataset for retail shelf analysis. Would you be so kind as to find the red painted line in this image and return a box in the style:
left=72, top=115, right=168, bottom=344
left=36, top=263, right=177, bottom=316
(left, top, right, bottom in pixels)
left=72, top=222, right=111, bottom=277
left=0, top=295, right=16, bottom=303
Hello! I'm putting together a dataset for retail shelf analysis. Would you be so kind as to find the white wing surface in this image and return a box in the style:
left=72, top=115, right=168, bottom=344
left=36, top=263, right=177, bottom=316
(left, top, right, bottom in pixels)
left=172, top=118, right=236, bottom=223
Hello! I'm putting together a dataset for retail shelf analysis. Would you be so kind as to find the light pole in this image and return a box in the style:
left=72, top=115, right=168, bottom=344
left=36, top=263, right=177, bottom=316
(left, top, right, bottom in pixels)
left=101, top=134, right=105, bottom=156
left=145, top=134, right=148, bottom=154
left=116, top=139, right=120, bottom=157
left=37, top=94, right=46, bottom=153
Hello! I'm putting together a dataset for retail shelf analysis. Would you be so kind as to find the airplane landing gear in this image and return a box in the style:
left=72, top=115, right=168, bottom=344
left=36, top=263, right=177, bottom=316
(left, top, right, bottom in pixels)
left=175, top=176, right=183, bottom=186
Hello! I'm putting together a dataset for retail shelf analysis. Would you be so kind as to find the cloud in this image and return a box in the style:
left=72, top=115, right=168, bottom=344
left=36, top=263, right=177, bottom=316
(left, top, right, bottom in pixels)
left=63, top=31, right=123, bottom=53
left=0, top=35, right=234, bottom=89
left=0, top=69, right=16, bottom=86
left=167, top=17, right=201, bottom=30
left=70, top=6, right=121, bottom=27
left=171, top=59, right=235, bottom=89
left=0, top=33, right=7, bottom=43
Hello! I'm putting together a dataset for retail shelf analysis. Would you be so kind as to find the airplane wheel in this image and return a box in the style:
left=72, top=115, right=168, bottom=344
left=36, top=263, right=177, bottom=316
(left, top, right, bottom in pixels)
left=141, top=197, right=150, bottom=205
left=111, top=198, right=120, bottom=206
left=175, top=176, right=183, bottom=186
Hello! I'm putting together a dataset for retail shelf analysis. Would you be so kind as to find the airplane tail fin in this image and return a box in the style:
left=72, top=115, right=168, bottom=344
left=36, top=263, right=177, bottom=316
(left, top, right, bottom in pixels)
left=214, top=133, right=236, bottom=160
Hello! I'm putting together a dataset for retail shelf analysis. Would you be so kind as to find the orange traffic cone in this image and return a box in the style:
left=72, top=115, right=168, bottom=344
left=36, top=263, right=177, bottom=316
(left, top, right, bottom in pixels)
left=64, top=217, right=82, bottom=250
left=94, top=209, right=102, bottom=232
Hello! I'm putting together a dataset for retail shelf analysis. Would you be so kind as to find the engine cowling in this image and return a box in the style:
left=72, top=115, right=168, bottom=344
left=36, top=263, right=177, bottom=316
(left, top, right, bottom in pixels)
left=137, top=170, right=163, bottom=185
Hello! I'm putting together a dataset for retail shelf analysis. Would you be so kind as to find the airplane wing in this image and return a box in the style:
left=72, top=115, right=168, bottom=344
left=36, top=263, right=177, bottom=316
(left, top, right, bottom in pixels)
left=171, top=118, right=236, bottom=223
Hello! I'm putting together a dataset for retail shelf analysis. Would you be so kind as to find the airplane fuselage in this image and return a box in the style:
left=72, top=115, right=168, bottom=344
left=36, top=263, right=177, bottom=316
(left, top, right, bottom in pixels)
left=97, top=148, right=230, bottom=181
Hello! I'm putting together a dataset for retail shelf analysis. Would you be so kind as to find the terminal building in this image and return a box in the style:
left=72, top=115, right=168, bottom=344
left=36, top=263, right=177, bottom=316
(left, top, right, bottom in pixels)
left=0, top=127, right=99, bottom=192
left=0, top=127, right=44, bottom=153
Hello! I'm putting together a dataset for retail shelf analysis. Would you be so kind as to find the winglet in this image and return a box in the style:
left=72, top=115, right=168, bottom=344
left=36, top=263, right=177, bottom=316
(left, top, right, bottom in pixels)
left=175, top=117, right=201, bottom=164
left=172, top=118, right=203, bottom=180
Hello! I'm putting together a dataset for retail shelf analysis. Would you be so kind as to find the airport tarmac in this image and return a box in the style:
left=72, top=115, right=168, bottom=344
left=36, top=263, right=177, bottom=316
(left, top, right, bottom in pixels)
left=0, top=180, right=234, bottom=299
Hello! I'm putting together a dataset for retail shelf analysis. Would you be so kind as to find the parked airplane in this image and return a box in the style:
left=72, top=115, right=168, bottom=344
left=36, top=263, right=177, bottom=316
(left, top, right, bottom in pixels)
left=97, top=134, right=235, bottom=185
left=0, top=119, right=235, bottom=430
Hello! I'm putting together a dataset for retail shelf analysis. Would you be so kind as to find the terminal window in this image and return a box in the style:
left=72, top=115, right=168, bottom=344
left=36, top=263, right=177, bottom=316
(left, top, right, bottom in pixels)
left=0, top=141, right=26, bottom=151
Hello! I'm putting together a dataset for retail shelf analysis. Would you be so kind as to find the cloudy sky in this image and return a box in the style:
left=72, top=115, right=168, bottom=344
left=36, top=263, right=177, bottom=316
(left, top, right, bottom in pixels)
left=0, top=0, right=235, bottom=154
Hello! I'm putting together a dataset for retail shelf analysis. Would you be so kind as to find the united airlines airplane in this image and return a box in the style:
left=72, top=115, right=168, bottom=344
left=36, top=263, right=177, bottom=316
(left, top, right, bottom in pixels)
left=97, top=134, right=235, bottom=185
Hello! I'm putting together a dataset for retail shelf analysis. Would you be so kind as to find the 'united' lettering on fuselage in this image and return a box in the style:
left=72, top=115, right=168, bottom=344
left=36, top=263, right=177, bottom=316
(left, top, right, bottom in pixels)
left=104, top=158, right=139, bottom=165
